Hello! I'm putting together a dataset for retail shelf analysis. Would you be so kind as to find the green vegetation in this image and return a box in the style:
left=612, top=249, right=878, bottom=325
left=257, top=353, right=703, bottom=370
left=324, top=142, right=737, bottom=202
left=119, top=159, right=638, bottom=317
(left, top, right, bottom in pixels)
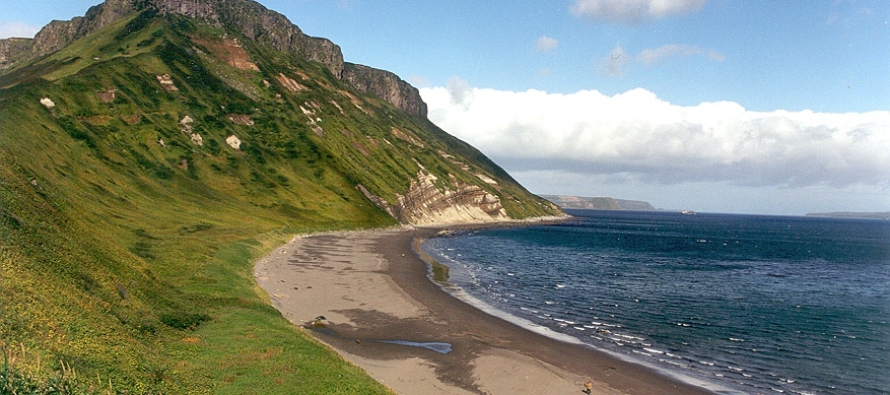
left=0, top=10, right=559, bottom=394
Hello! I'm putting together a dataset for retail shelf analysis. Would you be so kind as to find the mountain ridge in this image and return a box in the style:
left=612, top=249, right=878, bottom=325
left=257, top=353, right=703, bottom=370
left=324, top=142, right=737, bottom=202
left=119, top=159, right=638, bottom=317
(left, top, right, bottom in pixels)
left=0, top=2, right=560, bottom=392
left=0, top=0, right=427, bottom=116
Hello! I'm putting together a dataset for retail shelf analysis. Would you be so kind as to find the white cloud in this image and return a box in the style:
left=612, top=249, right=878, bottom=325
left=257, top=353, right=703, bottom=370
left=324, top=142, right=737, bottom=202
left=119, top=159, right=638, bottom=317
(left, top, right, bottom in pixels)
left=534, top=36, right=559, bottom=52
left=446, top=76, right=473, bottom=106
left=420, top=84, right=890, bottom=191
left=0, top=21, right=41, bottom=39
left=571, top=0, right=708, bottom=24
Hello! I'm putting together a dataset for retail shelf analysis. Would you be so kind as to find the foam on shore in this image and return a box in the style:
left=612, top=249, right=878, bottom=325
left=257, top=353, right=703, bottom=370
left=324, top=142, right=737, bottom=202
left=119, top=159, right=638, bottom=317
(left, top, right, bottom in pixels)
left=255, top=225, right=717, bottom=395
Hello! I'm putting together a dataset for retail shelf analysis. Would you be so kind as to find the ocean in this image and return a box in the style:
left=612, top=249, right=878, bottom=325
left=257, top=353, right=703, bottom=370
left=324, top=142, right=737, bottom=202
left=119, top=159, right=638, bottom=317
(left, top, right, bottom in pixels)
left=421, top=210, right=890, bottom=395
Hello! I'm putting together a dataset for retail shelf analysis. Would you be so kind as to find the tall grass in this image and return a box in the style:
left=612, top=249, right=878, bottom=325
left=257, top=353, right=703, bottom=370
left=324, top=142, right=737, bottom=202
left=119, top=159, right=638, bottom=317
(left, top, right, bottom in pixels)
left=0, top=10, right=557, bottom=394
left=1, top=343, right=84, bottom=395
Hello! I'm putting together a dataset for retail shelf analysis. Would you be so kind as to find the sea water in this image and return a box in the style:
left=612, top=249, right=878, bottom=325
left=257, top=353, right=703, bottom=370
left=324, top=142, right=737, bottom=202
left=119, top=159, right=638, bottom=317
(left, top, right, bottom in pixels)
left=421, top=210, right=890, bottom=395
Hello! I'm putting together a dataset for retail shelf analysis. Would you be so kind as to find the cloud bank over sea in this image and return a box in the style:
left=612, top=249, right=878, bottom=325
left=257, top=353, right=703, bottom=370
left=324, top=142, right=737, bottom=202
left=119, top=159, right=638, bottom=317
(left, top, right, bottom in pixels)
left=421, top=81, right=890, bottom=213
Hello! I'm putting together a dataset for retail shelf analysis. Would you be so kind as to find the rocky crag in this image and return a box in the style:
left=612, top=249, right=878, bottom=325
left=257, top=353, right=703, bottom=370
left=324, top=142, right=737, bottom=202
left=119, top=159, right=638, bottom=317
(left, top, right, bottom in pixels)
left=342, top=63, right=428, bottom=119
left=360, top=170, right=508, bottom=225
left=0, top=0, right=548, bottom=226
left=0, top=1, right=562, bottom=392
left=0, top=0, right=426, bottom=117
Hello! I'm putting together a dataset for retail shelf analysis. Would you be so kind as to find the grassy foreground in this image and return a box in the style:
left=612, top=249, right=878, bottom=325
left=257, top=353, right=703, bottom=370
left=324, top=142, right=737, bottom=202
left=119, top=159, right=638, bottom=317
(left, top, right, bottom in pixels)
left=0, top=145, right=394, bottom=395
left=2, top=238, right=392, bottom=395
left=1, top=9, right=559, bottom=393
left=0, top=12, right=392, bottom=395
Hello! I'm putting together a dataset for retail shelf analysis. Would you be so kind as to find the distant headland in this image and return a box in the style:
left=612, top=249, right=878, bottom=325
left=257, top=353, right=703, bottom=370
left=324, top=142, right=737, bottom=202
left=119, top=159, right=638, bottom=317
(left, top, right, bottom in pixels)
left=542, top=195, right=655, bottom=211
left=805, top=212, right=890, bottom=220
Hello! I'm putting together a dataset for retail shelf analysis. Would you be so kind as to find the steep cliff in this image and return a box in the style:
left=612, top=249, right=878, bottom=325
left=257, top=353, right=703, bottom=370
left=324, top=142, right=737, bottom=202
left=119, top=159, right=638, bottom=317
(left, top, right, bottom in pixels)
left=343, top=62, right=428, bottom=117
left=0, top=1, right=564, bottom=390
left=143, top=0, right=346, bottom=78
left=18, top=0, right=133, bottom=56
left=0, top=0, right=425, bottom=116
left=2, top=0, right=342, bottom=74
left=0, top=38, right=34, bottom=69
left=359, top=171, right=508, bottom=225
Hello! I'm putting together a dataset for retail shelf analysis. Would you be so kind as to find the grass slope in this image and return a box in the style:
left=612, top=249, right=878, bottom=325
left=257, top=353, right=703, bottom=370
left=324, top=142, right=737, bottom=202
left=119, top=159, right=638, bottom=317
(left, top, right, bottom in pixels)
left=0, top=11, right=558, bottom=394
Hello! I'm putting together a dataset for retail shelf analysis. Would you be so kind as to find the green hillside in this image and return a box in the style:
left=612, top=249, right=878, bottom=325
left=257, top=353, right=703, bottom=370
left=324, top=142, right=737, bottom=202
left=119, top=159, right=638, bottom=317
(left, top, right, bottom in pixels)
left=0, top=8, right=558, bottom=394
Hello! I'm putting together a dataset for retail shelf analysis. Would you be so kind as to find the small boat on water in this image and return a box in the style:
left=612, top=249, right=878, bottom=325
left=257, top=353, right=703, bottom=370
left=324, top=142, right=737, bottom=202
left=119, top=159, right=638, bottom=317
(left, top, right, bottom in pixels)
left=681, top=210, right=696, bottom=215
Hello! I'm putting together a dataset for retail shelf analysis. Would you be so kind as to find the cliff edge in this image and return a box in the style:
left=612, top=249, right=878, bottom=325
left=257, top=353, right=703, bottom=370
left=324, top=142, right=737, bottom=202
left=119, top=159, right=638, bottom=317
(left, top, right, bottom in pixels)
left=0, top=0, right=426, bottom=116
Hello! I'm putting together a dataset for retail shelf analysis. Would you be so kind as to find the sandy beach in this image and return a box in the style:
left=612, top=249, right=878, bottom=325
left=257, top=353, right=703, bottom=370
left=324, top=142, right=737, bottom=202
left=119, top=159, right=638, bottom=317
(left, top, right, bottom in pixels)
left=254, top=226, right=716, bottom=395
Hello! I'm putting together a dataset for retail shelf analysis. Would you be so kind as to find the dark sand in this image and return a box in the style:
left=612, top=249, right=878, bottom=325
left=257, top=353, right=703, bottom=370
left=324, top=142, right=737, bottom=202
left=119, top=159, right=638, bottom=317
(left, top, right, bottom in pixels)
left=255, top=226, right=718, bottom=394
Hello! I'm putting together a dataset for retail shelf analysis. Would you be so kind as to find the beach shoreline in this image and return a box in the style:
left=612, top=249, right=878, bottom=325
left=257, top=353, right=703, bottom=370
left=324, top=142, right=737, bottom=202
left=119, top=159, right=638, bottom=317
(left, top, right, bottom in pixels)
left=254, top=223, right=717, bottom=394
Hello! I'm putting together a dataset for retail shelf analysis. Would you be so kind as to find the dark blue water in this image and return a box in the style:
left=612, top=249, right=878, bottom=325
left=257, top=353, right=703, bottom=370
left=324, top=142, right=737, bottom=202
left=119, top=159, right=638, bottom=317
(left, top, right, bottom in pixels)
left=422, top=210, right=890, bottom=395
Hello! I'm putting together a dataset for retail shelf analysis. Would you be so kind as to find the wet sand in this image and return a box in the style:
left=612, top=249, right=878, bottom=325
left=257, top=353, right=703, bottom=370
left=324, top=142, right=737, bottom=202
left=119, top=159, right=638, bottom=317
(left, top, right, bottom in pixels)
left=254, top=227, right=717, bottom=395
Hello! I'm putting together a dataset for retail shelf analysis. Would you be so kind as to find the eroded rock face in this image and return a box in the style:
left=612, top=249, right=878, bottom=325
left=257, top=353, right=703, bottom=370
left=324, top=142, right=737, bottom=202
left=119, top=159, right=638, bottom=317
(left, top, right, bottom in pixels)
left=227, top=114, right=254, bottom=126
left=146, top=0, right=345, bottom=77
left=276, top=73, right=306, bottom=94
left=342, top=63, right=428, bottom=117
left=156, top=74, right=179, bottom=91
left=0, top=38, right=35, bottom=69
left=25, top=0, right=133, bottom=57
left=358, top=171, right=508, bottom=225
left=97, top=89, right=116, bottom=103
left=2, top=0, right=428, bottom=118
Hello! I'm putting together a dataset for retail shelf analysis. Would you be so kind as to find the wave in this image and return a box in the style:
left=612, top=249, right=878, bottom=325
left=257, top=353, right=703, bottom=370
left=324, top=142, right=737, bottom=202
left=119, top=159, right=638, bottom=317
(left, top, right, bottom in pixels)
left=421, top=211, right=890, bottom=395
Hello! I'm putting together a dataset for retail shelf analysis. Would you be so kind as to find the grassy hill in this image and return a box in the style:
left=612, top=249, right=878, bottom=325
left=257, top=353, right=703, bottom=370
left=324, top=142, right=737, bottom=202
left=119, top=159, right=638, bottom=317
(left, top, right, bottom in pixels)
left=0, top=8, right=558, bottom=394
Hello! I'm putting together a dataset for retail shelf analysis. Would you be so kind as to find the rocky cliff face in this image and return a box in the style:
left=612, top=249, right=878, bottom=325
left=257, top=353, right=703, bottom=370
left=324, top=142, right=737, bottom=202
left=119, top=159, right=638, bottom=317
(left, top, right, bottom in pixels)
left=359, top=171, right=508, bottom=225
left=0, top=0, right=426, bottom=116
left=343, top=63, right=428, bottom=117
left=25, top=0, right=132, bottom=56
left=0, top=38, right=35, bottom=69
left=144, top=0, right=346, bottom=78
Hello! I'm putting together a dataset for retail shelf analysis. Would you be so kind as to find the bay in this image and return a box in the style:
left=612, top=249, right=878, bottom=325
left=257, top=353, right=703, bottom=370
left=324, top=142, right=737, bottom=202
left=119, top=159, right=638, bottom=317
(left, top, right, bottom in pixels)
left=422, top=210, right=890, bottom=395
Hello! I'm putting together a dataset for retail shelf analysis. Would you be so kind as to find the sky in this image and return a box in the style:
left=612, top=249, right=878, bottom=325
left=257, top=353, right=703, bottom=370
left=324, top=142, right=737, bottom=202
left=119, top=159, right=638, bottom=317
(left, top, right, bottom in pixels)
left=2, top=0, right=889, bottom=215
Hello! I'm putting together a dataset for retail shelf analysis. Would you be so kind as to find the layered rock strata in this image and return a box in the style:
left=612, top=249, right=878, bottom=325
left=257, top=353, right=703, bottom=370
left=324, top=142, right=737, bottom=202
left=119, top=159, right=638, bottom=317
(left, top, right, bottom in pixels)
left=359, top=172, right=508, bottom=225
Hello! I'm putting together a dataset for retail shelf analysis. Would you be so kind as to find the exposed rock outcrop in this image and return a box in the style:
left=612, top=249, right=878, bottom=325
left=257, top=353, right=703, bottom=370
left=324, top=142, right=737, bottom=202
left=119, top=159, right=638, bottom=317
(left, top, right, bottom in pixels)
left=227, top=114, right=254, bottom=126
left=225, top=135, right=242, bottom=149
left=144, top=0, right=345, bottom=78
left=16, top=0, right=134, bottom=59
left=276, top=73, right=306, bottom=94
left=358, top=171, right=508, bottom=225
left=1, top=0, right=427, bottom=117
left=39, top=97, right=56, bottom=108
left=343, top=63, right=428, bottom=117
left=97, top=89, right=116, bottom=103
left=0, top=38, right=35, bottom=69
left=156, top=74, right=178, bottom=91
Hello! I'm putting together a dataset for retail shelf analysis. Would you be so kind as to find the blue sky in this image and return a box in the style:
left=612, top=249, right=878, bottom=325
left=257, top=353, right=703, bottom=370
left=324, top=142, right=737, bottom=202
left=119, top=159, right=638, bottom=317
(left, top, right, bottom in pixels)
left=2, top=0, right=888, bottom=214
